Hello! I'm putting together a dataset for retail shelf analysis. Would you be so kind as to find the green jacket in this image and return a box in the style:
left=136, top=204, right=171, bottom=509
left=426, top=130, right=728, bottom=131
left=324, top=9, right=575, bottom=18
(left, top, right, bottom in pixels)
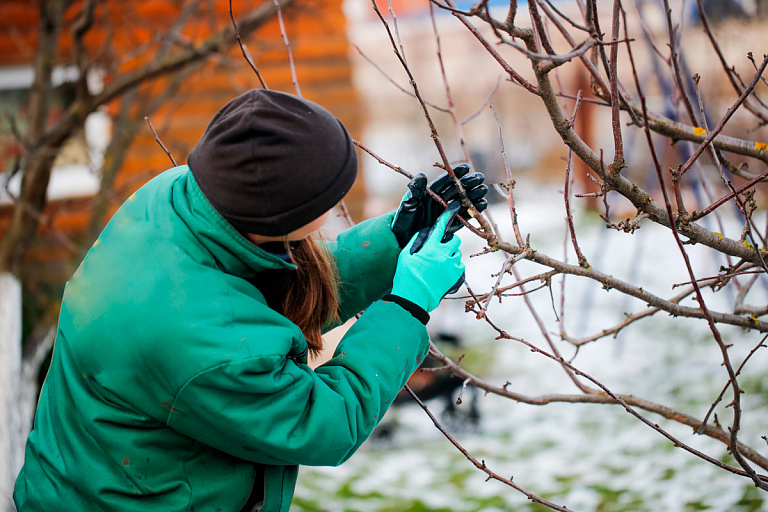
left=15, top=166, right=429, bottom=512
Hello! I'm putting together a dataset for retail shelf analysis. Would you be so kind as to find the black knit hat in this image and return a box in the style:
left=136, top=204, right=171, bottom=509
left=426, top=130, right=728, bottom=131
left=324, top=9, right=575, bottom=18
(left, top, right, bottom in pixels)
left=187, top=89, right=358, bottom=236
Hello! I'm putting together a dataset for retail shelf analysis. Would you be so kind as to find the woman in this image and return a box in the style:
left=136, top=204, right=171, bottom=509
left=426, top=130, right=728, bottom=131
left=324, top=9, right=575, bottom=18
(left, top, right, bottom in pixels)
left=14, top=90, right=487, bottom=512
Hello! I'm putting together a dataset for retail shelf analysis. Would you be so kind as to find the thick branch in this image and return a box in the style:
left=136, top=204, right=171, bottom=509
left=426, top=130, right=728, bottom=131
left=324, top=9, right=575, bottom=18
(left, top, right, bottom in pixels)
left=531, top=50, right=765, bottom=266
left=494, top=241, right=768, bottom=333
left=0, top=0, right=70, bottom=274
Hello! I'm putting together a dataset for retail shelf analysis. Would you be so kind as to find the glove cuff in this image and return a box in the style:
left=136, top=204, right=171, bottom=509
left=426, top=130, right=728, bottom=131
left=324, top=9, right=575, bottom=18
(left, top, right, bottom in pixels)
left=381, top=294, right=430, bottom=325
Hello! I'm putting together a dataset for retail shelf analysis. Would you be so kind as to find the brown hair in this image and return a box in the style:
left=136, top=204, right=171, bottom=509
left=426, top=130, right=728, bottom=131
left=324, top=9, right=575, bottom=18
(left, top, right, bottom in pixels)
left=253, top=235, right=340, bottom=357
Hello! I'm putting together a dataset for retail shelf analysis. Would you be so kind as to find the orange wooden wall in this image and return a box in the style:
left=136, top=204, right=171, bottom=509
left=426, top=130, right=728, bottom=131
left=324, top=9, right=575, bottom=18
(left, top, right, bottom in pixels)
left=0, top=0, right=363, bottom=285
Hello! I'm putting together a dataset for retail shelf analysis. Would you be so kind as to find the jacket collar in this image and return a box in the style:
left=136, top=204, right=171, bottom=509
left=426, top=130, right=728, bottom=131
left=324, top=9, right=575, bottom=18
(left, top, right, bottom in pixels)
left=171, top=166, right=297, bottom=277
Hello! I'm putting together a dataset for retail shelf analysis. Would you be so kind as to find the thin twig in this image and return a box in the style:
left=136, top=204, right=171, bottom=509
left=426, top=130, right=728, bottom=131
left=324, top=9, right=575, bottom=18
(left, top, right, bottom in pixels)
left=478, top=253, right=521, bottom=317
left=272, top=0, right=301, bottom=97
left=371, top=0, right=493, bottom=241
left=689, top=76, right=768, bottom=274
left=353, top=139, right=412, bottom=179
left=336, top=199, right=356, bottom=228
left=461, top=76, right=501, bottom=125
left=144, top=116, right=177, bottom=166
left=628, top=14, right=764, bottom=488
left=427, top=335, right=768, bottom=474
left=405, top=384, right=573, bottom=512
left=608, top=0, right=624, bottom=163
left=537, top=0, right=590, bottom=32
left=695, top=0, right=768, bottom=124
left=493, top=238, right=768, bottom=332
left=661, top=0, right=699, bottom=127
left=511, top=265, right=595, bottom=394
left=698, top=334, right=768, bottom=434
left=429, top=1, right=471, bottom=164
left=230, top=0, right=267, bottom=88
left=463, top=269, right=559, bottom=303
left=442, top=4, right=539, bottom=95
left=353, top=139, right=485, bottom=238
left=491, top=104, right=525, bottom=247
left=528, top=0, right=556, bottom=56
left=564, top=90, right=588, bottom=268
left=352, top=44, right=449, bottom=112
left=678, top=54, right=768, bottom=178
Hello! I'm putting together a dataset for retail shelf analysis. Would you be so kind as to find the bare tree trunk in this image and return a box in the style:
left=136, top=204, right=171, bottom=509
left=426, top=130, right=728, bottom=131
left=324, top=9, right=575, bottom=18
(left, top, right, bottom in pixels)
left=0, top=0, right=71, bottom=276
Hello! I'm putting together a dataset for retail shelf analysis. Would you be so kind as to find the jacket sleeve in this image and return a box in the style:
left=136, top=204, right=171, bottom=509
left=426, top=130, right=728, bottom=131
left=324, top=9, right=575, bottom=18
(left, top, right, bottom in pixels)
left=165, top=299, right=429, bottom=467
left=326, top=212, right=401, bottom=324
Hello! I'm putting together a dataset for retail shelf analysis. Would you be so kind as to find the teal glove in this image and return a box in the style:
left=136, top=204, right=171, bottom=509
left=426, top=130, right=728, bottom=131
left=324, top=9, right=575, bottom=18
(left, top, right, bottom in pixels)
left=391, top=203, right=465, bottom=313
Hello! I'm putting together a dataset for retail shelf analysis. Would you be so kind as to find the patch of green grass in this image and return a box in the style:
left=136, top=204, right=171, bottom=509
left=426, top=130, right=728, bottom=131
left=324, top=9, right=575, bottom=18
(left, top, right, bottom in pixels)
left=553, top=473, right=580, bottom=486
left=334, top=477, right=373, bottom=499
left=465, top=494, right=509, bottom=510
left=588, top=484, right=645, bottom=512
left=446, top=468, right=475, bottom=489
left=375, top=500, right=456, bottom=512
left=734, top=484, right=766, bottom=512
left=598, top=463, right=630, bottom=476
left=589, top=484, right=626, bottom=502
left=660, top=467, right=676, bottom=481
left=578, top=418, right=603, bottom=432
left=294, top=492, right=456, bottom=512
left=290, top=496, right=326, bottom=512
left=684, top=500, right=710, bottom=511
left=739, top=376, right=768, bottom=407
left=540, top=439, right=559, bottom=449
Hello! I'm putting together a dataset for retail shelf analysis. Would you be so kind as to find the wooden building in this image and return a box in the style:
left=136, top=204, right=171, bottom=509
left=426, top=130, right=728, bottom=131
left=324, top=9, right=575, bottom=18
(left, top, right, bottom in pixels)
left=0, top=0, right=364, bottom=293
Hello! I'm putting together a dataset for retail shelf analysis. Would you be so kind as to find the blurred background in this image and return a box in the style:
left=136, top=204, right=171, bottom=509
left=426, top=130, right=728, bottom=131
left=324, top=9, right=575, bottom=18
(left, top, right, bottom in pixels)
left=2, top=1, right=768, bottom=510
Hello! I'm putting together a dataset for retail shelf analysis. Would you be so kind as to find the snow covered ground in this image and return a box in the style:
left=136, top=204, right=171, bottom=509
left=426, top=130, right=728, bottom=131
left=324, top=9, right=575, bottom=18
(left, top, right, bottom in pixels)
left=295, top=181, right=768, bottom=511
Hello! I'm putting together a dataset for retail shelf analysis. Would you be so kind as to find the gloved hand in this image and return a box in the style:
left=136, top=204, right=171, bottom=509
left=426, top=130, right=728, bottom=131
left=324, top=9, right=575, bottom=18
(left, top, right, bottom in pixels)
left=391, top=164, right=488, bottom=248
left=391, top=203, right=465, bottom=313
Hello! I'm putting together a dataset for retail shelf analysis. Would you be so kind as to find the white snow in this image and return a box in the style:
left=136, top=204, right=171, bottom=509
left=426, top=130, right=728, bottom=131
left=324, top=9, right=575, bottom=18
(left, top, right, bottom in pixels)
left=295, top=182, right=768, bottom=511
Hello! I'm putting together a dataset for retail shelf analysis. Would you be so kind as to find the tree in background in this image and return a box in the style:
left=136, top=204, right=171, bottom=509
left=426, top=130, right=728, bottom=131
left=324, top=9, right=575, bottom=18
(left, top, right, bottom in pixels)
left=354, top=0, right=768, bottom=508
